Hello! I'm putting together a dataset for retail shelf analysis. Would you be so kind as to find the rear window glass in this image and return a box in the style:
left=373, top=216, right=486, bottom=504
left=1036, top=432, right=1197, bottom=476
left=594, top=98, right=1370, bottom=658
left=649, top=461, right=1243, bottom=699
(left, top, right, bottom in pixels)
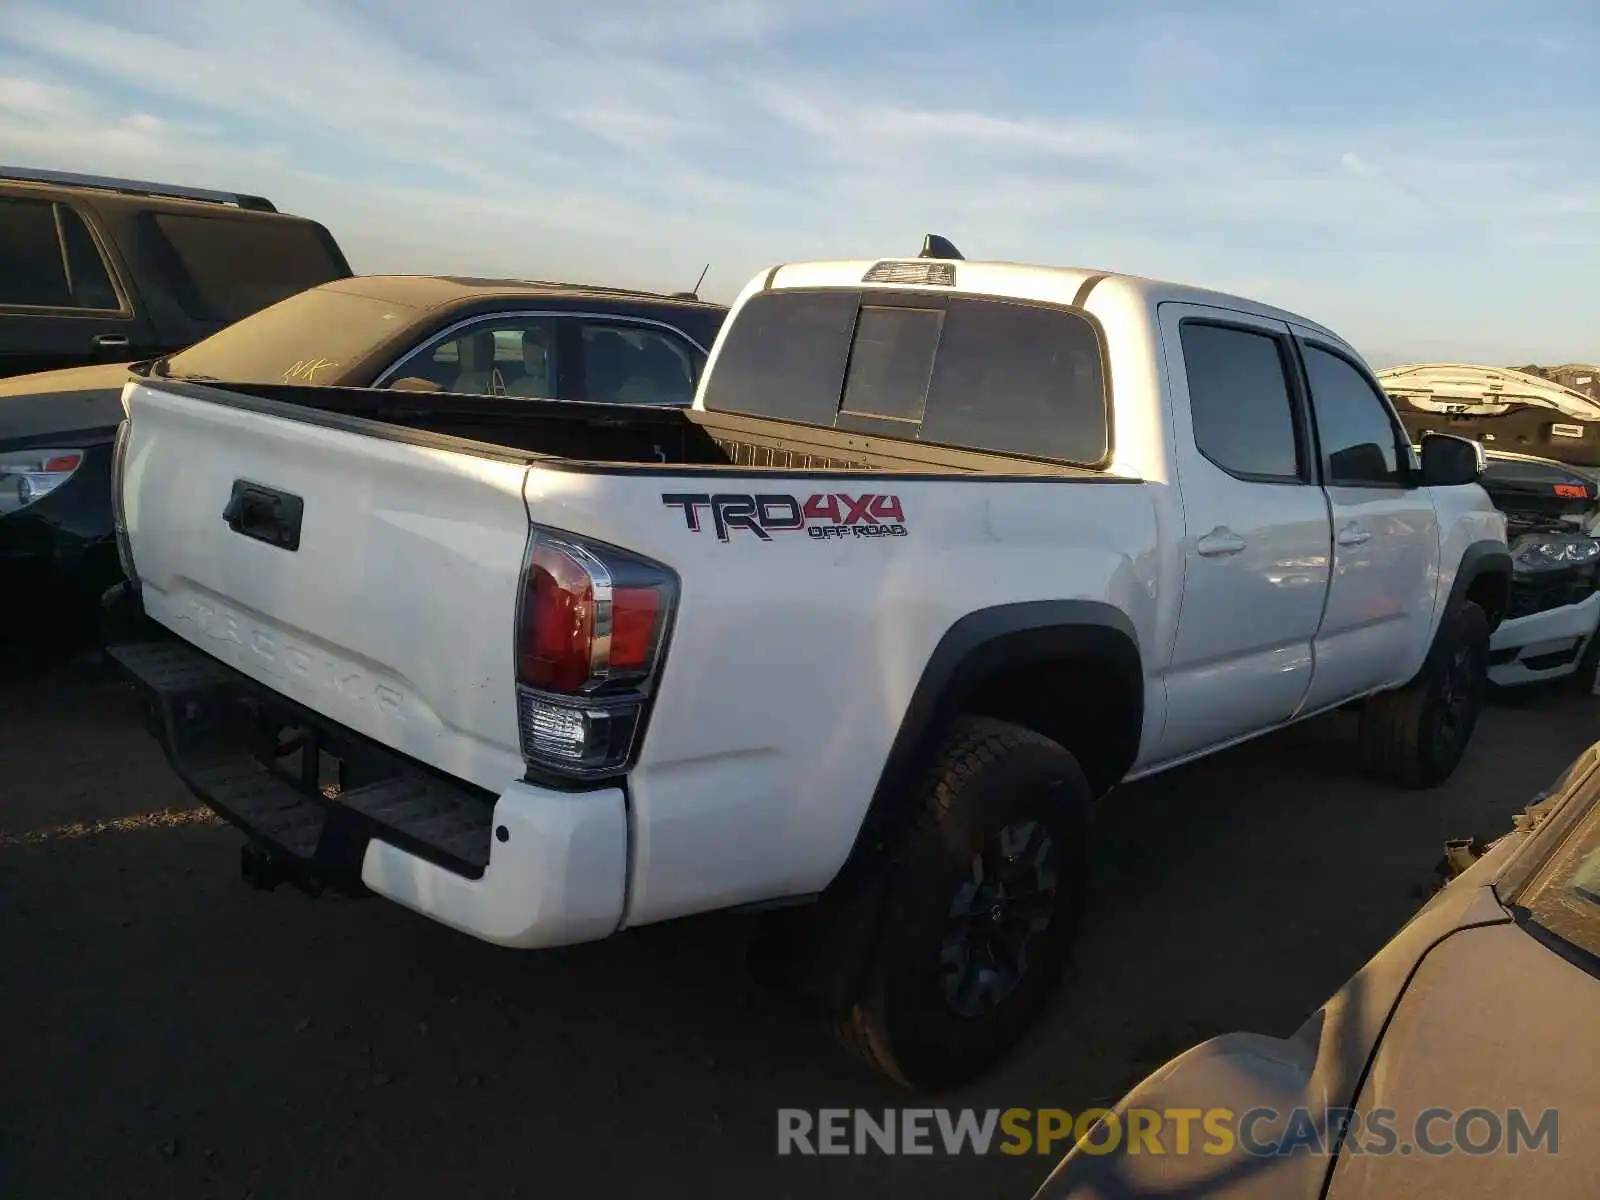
left=143, top=213, right=348, bottom=323
left=162, top=285, right=414, bottom=385
left=840, top=306, right=942, bottom=423
left=701, top=290, right=859, bottom=424
left=702, top=288, right=1109, bottom=465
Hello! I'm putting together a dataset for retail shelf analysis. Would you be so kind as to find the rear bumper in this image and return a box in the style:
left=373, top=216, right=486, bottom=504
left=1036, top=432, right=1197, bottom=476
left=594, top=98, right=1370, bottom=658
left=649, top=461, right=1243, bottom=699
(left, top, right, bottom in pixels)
left=1488, top=590, right=1600, bottom=686
left=361, top=779, right=626, bottom=948
left=107, top=627, right=626, bottom=949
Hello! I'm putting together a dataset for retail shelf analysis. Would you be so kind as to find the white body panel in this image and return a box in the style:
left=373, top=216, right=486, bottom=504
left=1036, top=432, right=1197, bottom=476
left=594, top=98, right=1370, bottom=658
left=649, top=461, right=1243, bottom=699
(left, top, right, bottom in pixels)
left=118, top=255, right=1508, bottom=950
left=1490, top=591, right=1600, bottom=688
left=520, top=466, right=1160, bottom=924
left=1300, top=484, right=1441, bottom=709
left=122, top=381, right=529, bottom=792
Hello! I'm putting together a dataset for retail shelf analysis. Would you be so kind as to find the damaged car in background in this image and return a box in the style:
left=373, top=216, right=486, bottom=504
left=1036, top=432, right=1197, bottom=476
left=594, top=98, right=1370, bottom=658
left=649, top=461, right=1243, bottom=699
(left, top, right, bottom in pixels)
left=1034, top=738, right=1600, bottom=1198
left=1476, top=451, right=1600, bottom=693
left=2, top=271, right=724, bottom=644
left=1381, top=361, right=1600, bottom=472
left=1379, top=364, right=1600, bottom=694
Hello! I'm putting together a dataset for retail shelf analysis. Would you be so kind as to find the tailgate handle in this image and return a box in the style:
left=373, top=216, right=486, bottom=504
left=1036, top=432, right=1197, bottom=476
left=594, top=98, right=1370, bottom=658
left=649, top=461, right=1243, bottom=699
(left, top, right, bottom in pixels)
left=222, top=480, right=304, bottom=551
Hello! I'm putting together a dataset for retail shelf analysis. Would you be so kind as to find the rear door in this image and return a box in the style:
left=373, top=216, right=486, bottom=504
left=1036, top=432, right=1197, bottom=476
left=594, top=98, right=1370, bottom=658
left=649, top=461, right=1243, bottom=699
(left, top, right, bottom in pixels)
left=1155, top=305, right=1333, bottom=761
left=1297, top=334, right=1441, bottom=710
left=0, top=193, right=154, bottom=375
left=121, top=379, right=533, bottom=791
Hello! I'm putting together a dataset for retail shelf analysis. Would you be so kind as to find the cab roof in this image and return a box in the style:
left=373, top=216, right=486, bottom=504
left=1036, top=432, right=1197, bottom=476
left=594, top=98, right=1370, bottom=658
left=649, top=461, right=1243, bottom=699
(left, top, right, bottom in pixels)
left=763, top=255, right=1345, bottom=344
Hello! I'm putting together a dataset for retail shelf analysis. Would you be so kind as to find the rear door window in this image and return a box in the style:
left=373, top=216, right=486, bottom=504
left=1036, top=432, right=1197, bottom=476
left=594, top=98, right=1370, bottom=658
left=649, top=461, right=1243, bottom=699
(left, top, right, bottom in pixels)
left=578, top=321, right=702, bottom=405
left=58, top=206, right=120, bottom=309
left=380, top=317, right=704, bottom=404
left=0, top=197, right=69, bottom=307
left=143, top=213, right=348, bottom=323
left=701, top=288, right=1109, bottom=466
left=1179, top=321, right=1303, bottom=481
left=382, top=317, right=562, bottom=397
left=0, top=197, right=119, bottom=310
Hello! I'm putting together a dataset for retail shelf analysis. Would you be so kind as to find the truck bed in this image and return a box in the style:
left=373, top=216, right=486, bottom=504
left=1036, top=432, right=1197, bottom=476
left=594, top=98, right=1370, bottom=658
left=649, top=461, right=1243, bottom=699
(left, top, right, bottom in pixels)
left=141, top=374, right=1120, bottom=479
left=118, top=369, right=1159, bottom=925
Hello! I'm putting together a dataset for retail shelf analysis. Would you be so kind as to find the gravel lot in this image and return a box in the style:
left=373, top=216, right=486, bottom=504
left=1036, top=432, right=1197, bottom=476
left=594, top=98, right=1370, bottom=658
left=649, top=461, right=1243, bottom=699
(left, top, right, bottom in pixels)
left=2, top=660, right=1595, bottom=1200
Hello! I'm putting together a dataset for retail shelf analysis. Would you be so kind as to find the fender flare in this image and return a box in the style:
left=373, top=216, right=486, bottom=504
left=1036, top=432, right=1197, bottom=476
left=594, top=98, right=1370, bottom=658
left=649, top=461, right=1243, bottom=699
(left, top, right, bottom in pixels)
left=1402, top=539, right=1512, bottom=689
left=1446, top=539, right=1513, bottom=631
left=789, top=601, right=1144, bottom=1011
left=841, top=599, right=1143, bottom=881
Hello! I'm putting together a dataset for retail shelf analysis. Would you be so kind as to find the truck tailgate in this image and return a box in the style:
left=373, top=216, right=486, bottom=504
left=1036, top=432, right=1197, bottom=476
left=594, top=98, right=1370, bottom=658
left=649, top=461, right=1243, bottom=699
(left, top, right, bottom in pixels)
left=121, top=380, right=531, bottom=791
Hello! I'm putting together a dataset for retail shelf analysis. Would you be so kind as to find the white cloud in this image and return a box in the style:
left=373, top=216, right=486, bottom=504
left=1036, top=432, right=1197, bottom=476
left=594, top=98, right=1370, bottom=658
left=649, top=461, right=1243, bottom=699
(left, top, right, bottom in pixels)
left=1340, top=151, right=1380, bottom=178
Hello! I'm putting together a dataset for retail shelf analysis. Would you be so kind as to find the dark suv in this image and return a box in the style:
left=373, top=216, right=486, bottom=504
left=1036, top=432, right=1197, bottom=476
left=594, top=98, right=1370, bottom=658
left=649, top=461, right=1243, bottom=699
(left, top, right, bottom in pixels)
left=0, top=166, right=352, bottom=378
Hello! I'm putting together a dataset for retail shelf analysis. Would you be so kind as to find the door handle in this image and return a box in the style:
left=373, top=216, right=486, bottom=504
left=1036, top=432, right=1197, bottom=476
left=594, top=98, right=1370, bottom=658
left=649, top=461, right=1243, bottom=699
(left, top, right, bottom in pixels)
left=92, top=333, right=130, bottom=348
left=1196, top=527, right=1247, bottom=558
left=223, top=480, right=304, bottom=551
left=1336, top=524, right=1372, bottom=547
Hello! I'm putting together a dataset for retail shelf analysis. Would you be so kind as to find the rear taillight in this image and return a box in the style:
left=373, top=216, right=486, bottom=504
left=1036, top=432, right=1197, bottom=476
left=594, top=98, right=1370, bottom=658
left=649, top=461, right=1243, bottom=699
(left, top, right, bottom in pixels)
left=515, top=528, right=677, bottom=778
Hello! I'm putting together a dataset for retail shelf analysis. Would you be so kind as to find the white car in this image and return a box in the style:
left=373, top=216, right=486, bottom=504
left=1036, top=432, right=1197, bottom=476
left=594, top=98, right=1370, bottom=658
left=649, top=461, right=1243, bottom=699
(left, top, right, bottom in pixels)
left=104, top=237, right=1508, bottom=1090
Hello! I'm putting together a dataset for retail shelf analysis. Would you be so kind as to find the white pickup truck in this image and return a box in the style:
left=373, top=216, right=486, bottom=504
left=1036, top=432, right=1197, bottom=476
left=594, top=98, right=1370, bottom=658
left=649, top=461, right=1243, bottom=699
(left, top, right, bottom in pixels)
left=105, top=239, right=1510, bottom=1090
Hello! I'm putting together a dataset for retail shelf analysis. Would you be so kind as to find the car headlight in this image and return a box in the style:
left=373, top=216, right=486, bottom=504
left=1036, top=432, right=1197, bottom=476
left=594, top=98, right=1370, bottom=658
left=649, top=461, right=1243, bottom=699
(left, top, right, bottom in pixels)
left=1514, top=535, right=1600, bottom=573
left=0, top=448, right=85, bottom=517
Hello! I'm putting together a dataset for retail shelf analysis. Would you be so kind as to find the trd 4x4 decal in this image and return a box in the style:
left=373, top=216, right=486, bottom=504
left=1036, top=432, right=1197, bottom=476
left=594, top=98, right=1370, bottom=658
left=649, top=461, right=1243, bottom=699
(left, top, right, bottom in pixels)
left=662, top=492, right=908, bottom=543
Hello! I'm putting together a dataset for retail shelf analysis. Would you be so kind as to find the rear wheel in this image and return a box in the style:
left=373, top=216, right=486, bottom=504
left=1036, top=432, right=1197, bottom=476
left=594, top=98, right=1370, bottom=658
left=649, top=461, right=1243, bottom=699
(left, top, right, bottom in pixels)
left=1359, top=601, right=1489, bottom=789
left=831, top=717, right=1092, bottom=1091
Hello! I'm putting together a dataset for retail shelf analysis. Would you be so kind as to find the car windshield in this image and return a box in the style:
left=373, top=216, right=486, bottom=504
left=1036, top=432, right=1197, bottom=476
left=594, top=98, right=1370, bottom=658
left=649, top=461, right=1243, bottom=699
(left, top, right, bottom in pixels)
left=1517, top=791, right=1600, bottom=964
left=160, top=284, right=418, bottom=386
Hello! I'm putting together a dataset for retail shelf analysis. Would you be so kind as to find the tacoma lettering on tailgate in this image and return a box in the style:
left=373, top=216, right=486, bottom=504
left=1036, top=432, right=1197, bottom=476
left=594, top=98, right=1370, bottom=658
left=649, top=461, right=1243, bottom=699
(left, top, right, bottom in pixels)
left=180, top=597, right=407, bottom=719
left=662, top=492, right=908, bottom=543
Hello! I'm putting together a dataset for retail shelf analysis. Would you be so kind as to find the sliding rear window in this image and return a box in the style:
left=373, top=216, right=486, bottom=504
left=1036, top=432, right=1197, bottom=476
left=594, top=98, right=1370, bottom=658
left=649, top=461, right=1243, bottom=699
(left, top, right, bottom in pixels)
left=701, top=288, right=1110, bottom=466
left=139, top=212, right=350, bottom=324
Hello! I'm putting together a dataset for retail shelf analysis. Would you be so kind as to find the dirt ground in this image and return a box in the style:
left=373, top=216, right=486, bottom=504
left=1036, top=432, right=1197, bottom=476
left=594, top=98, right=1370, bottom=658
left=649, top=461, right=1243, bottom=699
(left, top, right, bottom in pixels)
left=2, top=661, right=1596, bottom=1200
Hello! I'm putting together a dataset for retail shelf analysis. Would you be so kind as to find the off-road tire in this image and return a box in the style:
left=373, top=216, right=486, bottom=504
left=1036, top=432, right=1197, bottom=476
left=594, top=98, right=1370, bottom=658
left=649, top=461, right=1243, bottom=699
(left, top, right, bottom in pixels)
left=1360, top=601, right=1490, bottom=789
left=830, top=717, right=1093, bottom=1091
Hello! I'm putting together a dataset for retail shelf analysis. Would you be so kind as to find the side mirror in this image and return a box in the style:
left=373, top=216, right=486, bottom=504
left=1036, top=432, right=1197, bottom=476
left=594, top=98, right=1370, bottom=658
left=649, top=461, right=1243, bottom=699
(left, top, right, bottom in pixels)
left=1419, top=432, right=1485, bottom=487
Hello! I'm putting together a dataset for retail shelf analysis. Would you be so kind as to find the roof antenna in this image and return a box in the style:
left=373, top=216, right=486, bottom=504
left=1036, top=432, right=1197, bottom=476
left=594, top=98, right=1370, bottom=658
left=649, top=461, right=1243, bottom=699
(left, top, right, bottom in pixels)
left=672, top=263, right=711, bottom=301
left=920, top=234, right=964, bottom=261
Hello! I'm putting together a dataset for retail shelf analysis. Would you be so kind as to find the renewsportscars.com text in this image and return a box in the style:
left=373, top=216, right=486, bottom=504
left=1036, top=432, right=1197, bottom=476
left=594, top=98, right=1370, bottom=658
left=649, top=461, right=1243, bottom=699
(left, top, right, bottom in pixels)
left=776, top=1106, right=1560, bottom=1158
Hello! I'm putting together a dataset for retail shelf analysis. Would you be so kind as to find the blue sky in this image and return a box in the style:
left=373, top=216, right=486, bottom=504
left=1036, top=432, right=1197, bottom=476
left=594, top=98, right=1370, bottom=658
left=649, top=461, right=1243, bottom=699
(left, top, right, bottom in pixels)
left=0, top=0, right=1595, bottom=365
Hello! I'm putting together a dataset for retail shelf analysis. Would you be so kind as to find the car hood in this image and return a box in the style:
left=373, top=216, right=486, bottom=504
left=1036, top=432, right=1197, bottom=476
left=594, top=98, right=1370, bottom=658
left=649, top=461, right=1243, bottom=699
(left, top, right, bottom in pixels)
left=1322, top=920, right=1598, bottom=1198
left=1031, top=876, right=1518, bottom=1198
left=0, top=362, right=132, bottom=443
left=1033, top=743, right=1600, bottom=1199
left=1473, top=452, right=1600, bottom=541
